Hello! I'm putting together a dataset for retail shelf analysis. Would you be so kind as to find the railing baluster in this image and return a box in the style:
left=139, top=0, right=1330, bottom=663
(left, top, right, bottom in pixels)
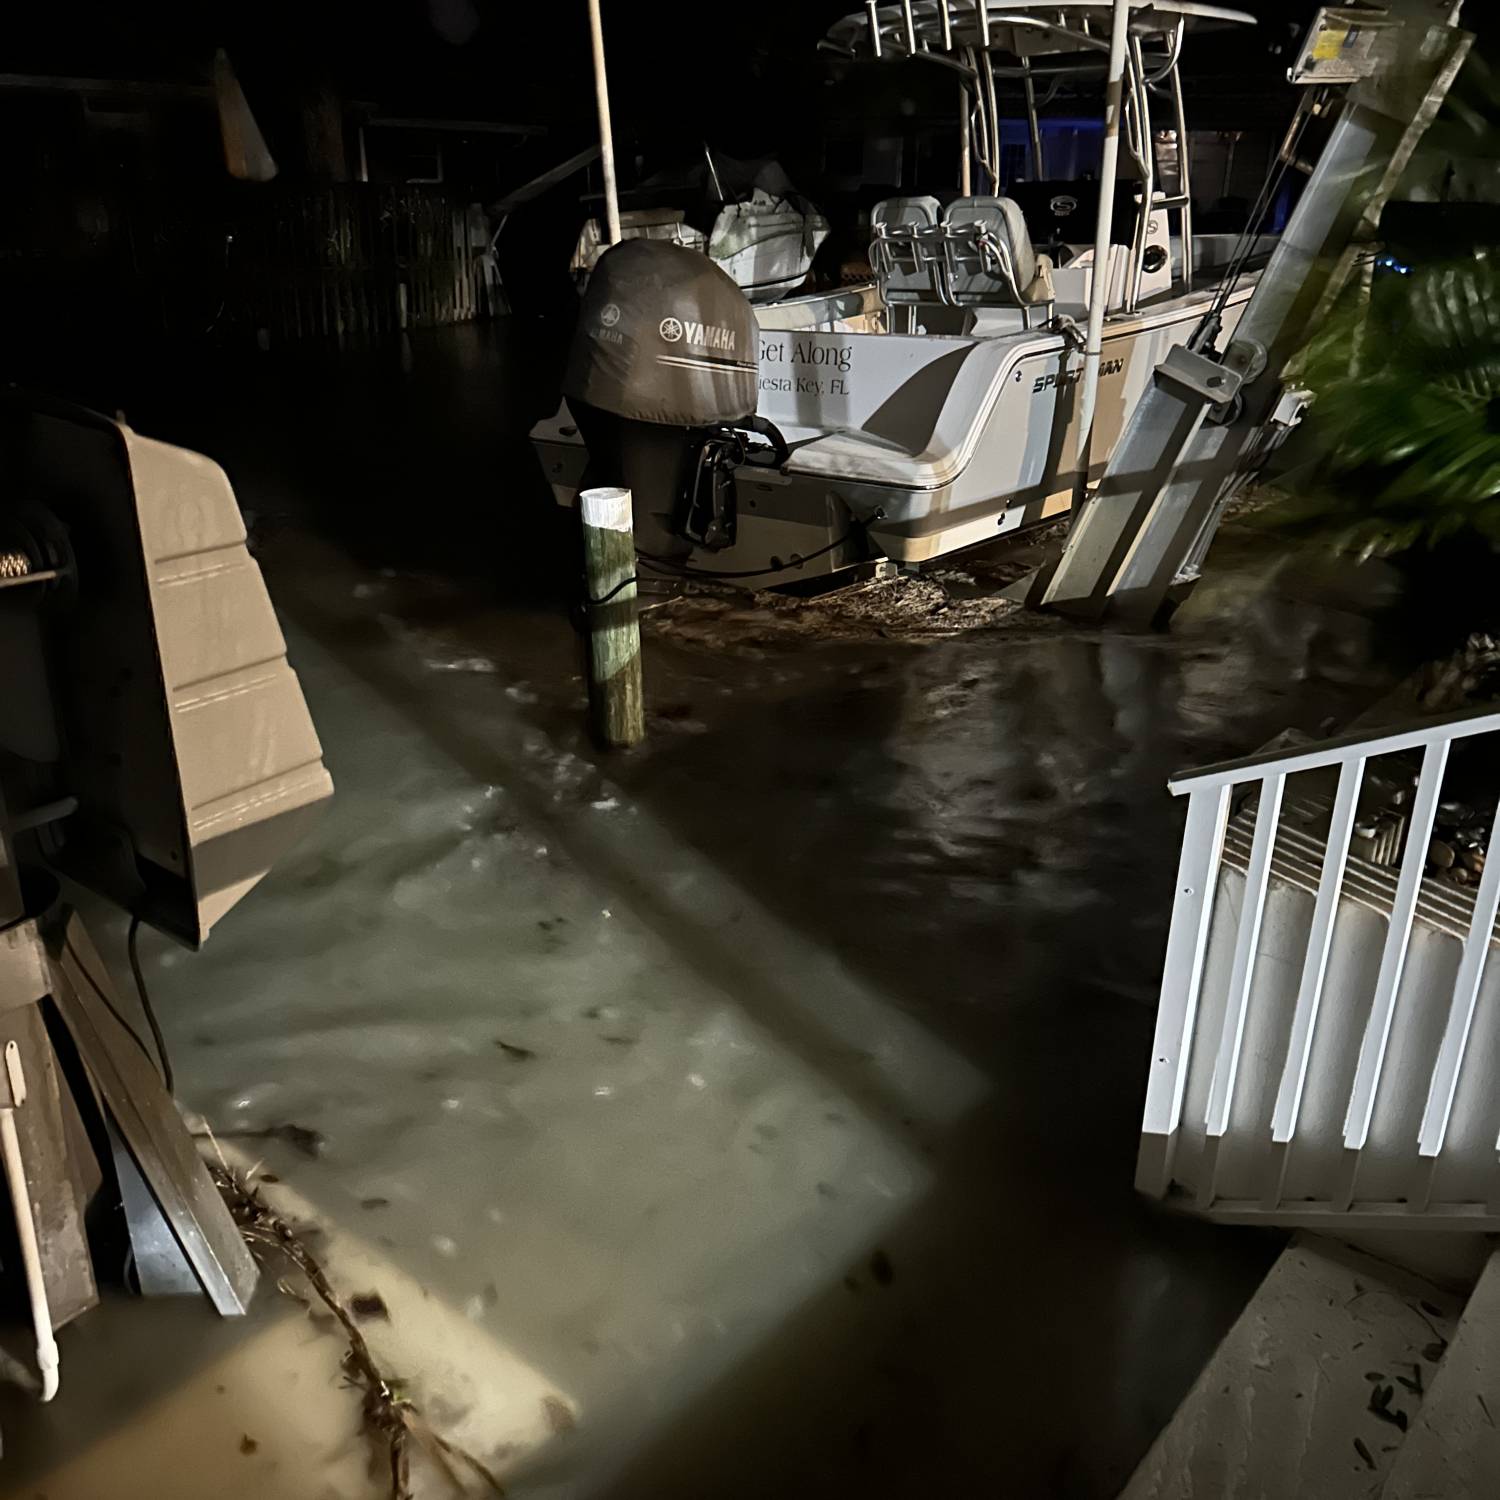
left=1204, top=774, right=1285, bottom=1138
left=1421, top=794, right=1500, bottom=1158
left=1271, top=757, right=1365, bottom=1143
left=1137, top=784, right=1231, bottom=1193
left=1343, top=738, right=1451, bottom=1151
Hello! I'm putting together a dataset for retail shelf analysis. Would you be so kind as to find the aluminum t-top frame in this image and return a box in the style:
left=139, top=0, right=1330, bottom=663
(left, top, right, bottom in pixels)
left=821, top=2, right=1254, bottom=315
left=823, top=0, right=1254, bottom=60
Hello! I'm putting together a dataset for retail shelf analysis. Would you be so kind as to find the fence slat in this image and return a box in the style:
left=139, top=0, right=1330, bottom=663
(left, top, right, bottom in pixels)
left=1271, top=757, right=1365, bottom=1143
left=1420, top=794, right=1500, bottom=1157
left=1205, top=774, right=1285, bottom=1139
left=1343, top=739, right=1450, bottom=1151
left=1140, top=784, right=1232, bottom=1151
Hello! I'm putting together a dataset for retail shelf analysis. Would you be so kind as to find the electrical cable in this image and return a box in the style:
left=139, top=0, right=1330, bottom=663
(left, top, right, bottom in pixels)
left=636, top=521, right=870, bottom=582
left=127, top=916, right=174, bottom=1094
left=586, top=573, right=639, bottom=607
left=63, top=922, right=173, bottom=1094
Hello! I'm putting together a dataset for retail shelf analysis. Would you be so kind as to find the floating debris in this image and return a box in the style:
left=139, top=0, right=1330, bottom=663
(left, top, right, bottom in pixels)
left=1368, top=1382, right=1408, bottom=1431
left=216, top=1168, right=505, bottom=1500
left=351, top=1292, right=391, bottom=1322
left=424, top=655, right=500, bottom=676
left=541, top=1395, right=576, bottom=1436
left=195, top=1123, right=326, bottom=1160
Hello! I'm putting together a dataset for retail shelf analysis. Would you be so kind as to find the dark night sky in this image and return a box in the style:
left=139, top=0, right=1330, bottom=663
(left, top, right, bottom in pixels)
left=6, top=1, right=1487, bottom=190
left=10, top=1, right=1328, bottom=124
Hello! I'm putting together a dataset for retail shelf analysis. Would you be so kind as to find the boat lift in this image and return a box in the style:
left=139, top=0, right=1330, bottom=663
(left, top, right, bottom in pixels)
left=1017, top=0, right=1473, bottom=624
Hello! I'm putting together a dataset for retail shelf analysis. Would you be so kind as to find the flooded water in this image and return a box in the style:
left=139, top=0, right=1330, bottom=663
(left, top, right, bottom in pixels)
left=0, top=323, right=1421, bottom=1499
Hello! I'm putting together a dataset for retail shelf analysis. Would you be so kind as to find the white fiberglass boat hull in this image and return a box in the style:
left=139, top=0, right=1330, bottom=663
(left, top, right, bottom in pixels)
left=533, top=281, right=1253, bottom=582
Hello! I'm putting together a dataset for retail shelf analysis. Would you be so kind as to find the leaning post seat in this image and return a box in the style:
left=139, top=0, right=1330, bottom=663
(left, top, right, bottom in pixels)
left=869, top=195, right=1054, bottom=326
left=941, top=196, right=1055, bottom=326
left=868, top=196, right=946, bottom=304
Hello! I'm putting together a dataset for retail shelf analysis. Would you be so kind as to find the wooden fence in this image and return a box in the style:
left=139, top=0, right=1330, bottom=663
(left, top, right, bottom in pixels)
left=0, top=183, right=497, bottom=353
left=223, top=185, right=495, bottom=344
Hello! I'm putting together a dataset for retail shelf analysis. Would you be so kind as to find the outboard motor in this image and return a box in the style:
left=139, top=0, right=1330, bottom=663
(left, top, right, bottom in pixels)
left=563, top=239, right=787, bottom=556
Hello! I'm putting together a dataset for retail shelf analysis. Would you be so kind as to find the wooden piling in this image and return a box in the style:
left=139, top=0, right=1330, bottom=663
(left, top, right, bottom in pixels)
left=580, top=487, right=644, bottom=748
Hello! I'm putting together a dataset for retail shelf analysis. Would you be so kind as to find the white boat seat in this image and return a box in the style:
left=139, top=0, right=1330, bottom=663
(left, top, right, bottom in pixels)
left=870, top=194, right=1054, bottom=327
left=869, top=196, right=945, bottom=305
left=941, top=197, right=1055, bottom=320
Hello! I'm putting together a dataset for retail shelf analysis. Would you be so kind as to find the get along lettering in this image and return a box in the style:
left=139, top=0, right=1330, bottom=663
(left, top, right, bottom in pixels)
left=758, top=336, right=853, bottom=397
left=759, top=337, right=853, bottom=374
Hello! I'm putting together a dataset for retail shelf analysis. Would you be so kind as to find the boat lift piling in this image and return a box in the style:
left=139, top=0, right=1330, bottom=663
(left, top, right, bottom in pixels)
left=580, top=487, right=645, bottom=749
left=580, top=0, right=640, bottom=749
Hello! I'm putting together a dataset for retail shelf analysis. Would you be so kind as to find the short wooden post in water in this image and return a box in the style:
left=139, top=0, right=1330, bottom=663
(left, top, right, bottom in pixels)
left=580, top=486, right=645, bottom=748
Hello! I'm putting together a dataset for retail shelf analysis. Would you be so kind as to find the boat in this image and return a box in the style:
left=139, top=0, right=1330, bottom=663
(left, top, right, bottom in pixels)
left=568, top=149, right=884, bottom=335
left=534, top=0, right=1275, bottom=585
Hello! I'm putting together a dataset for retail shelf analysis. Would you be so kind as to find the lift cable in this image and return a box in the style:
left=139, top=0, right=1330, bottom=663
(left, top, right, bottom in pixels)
left=128, top=915, right=174, bottom=1095
left=1192, top=93, right=1322, bottom=351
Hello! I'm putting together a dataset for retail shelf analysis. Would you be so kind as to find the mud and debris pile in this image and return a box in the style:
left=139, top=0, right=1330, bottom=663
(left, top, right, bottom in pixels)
left=641, top=572, right=1029, bottom=654
left=1381, top=634, right=1500, bottom=887
left=1417, top=633, right=1500, bottom=715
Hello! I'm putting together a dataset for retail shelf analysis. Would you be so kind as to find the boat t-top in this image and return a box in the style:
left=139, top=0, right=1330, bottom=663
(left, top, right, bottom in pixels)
left=534, top=0, right=1276, bottom=587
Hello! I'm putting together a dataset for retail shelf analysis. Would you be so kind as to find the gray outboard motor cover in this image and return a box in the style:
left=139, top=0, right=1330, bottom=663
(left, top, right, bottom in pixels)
left=564, top=239, right=758, bottom=427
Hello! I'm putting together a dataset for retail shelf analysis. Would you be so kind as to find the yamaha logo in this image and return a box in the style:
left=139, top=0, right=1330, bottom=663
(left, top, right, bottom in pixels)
left=600, top=302, right=621, bottom=328
left=659, top=317, right=684, bottom=343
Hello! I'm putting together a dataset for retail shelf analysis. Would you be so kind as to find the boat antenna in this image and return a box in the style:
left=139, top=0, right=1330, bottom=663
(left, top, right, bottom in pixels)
left=586, top=0, right=622, bottom=245
left=703, top=141, right=726, bottom=203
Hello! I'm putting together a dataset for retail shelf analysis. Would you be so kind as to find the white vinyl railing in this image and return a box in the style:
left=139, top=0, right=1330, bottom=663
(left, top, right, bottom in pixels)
left=1139, top=704, right=1500, bottom=1228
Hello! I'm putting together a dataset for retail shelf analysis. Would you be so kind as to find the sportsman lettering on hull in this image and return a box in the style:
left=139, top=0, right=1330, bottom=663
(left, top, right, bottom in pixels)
left=1033, top=357, right=1123, bottom=394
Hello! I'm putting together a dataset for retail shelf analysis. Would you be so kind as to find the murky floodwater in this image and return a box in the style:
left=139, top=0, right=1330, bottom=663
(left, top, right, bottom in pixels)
left=0, top=324, right=1420, bottom=1499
